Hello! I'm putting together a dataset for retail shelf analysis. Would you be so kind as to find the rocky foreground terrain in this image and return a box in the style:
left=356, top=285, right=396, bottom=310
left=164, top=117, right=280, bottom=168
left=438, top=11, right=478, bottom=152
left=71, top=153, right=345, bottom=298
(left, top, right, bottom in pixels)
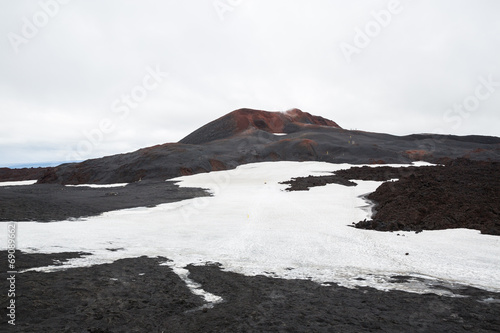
left=3, top=252, right=500, bottom=333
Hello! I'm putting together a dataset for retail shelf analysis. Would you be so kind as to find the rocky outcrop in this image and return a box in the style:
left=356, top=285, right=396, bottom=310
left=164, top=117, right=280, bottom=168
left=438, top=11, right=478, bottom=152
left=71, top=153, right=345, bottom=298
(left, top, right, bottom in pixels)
left=351, top=159, right=500, bottom=235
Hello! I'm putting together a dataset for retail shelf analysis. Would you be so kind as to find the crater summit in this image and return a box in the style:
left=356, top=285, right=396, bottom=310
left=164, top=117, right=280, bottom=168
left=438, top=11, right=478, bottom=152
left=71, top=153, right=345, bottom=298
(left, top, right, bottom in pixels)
left=179, top=108, right=341, bottom=145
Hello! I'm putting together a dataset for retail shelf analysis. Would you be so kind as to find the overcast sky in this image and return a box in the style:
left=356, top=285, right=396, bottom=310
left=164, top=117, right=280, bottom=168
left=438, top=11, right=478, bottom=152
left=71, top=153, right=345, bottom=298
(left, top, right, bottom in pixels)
left=1, top=0, right=499, bottom=167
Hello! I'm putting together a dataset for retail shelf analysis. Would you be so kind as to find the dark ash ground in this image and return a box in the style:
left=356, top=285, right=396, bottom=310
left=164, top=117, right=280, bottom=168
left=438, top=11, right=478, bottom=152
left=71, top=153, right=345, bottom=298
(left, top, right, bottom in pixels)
left=0, top=180, right=208, bottom=222
left=2, top=252, right=500, bottom=333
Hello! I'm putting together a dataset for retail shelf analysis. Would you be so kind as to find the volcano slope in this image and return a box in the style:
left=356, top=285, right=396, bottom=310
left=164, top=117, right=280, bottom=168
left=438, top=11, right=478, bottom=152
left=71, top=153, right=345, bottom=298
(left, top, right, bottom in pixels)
left=13, top=108, right=498, bottom=185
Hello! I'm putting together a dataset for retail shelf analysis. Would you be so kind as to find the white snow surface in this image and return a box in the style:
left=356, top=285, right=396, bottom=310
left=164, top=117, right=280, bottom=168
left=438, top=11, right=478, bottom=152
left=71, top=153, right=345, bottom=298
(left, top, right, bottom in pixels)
left=6, top=161, right=500, bottom=294
left=0, top=180, right=37, bottom=186
left=65, top=183, right=128, bottom=188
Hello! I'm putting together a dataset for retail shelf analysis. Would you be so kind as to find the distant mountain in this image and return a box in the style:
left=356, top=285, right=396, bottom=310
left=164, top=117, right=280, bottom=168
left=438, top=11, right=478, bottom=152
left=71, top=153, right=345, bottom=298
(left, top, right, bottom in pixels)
left=0, top=167, right=51, bottom=182
left=3, top=108, right=499, bottom=184
left=3, top=161, right=81, bottom=169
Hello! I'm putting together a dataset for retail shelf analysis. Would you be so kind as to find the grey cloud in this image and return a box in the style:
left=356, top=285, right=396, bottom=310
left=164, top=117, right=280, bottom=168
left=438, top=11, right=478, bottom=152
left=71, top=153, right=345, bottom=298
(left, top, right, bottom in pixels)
left=0, top=0, right=499, bottom=166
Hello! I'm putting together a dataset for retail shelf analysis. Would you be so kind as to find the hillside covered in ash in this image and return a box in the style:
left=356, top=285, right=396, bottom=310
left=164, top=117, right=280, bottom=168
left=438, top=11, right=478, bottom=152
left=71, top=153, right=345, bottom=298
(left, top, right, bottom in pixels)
left=2, top=108, right=499, bottom=184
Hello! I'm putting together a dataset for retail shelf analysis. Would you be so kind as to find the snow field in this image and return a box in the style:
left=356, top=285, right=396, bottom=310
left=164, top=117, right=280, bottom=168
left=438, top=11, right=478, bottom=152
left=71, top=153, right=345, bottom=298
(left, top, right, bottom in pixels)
left=7, top=161, right=499, bottom=295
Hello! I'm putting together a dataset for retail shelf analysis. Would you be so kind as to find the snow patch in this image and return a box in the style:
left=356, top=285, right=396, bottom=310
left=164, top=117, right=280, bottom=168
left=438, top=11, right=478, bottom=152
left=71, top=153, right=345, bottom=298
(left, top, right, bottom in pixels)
left=0, top=180, right=37, bottom=186
left=162, top=262, right=223, bottom=306
left=65, top=183, right=128, bottom=188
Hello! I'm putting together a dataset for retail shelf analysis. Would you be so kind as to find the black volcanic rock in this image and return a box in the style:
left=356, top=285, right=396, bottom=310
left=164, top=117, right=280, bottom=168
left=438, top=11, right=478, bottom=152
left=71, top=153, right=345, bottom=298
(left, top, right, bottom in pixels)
left=31, top=108, right=500, bottom=185
left=352, top=159, right=500, bottom=235
left=280, top=174, right=357, bottom=191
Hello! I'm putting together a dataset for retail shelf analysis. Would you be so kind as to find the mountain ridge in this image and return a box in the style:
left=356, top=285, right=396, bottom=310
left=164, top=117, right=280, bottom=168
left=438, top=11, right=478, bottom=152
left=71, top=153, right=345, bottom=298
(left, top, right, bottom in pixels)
left=1, top=108, right=499, bottom=184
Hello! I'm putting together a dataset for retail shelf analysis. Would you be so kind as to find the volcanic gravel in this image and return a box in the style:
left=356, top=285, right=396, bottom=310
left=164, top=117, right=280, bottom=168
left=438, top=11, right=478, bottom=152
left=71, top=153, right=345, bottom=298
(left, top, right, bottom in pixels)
left=2, top=252, right=500, bottom=332
left=0, top=180, right=209, bottom=222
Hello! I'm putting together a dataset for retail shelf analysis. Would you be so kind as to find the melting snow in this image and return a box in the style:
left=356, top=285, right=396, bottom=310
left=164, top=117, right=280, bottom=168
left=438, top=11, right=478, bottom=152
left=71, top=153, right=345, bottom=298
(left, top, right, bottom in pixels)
left=65, top=183, right=128, bottom=188
left=6, top=161, right=500, bottom=295
left=0, top=180, right=37, bottom=186
left=162, top=262, right=223, bottom=306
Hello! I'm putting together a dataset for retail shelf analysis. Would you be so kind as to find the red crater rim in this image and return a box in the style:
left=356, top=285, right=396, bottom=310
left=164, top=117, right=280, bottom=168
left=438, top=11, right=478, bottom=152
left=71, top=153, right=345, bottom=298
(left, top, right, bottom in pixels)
left=178, top=108, right=341, bottom=145
left=231, top=108, right=342, bottom=134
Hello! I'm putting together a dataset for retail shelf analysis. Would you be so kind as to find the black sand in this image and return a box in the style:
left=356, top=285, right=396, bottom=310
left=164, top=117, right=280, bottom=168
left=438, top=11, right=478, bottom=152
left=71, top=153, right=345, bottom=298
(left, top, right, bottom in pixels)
left=2, top=252, right=499, bottom=332
left=0, top=180, right=208, bottom=222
